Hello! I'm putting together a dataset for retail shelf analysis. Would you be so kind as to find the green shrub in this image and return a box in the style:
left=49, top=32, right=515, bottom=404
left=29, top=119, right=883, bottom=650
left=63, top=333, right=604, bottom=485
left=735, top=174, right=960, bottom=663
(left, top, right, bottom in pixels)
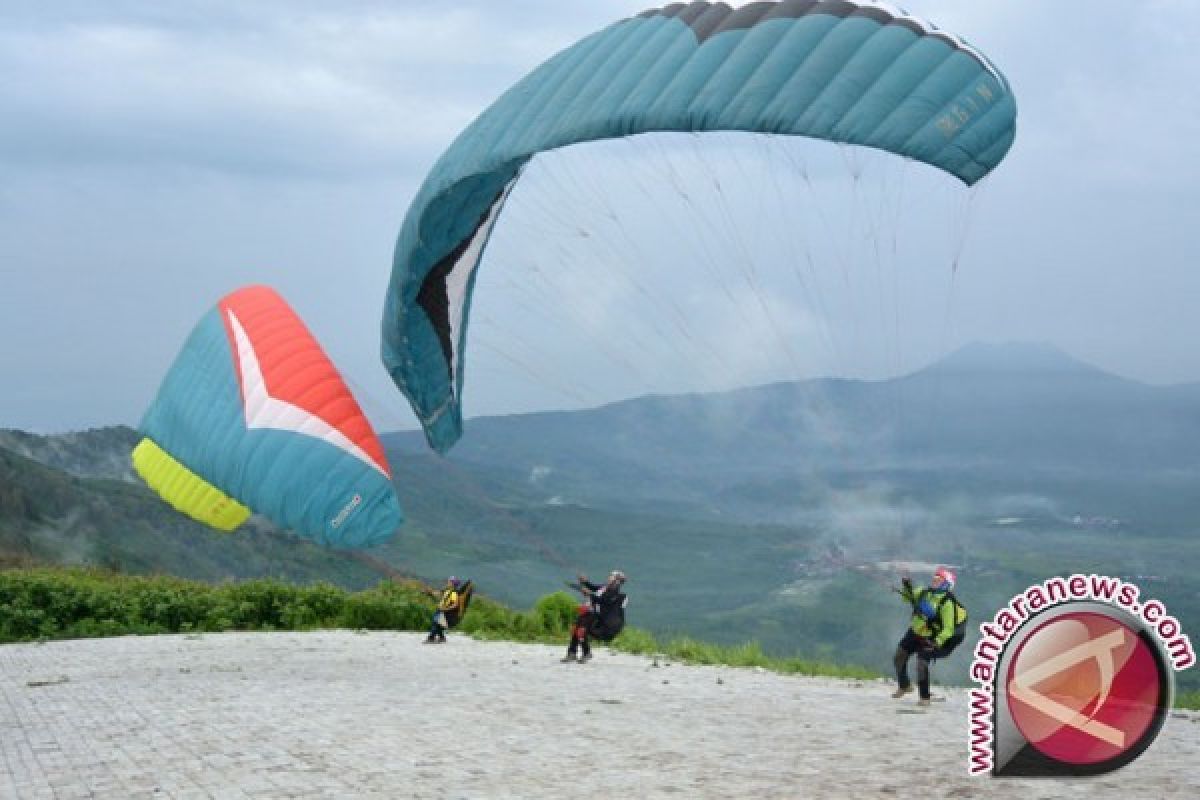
left=134, top=583, right=214, bottom=632
left=0, top=568, right=888, bottom=688
left=531, top=591, right=579, bottom=634
left=220, top=580, right=300, bottom=629
left=610, top=627, right=657, bottom=655
left=297, top=582, right=346, bottom=622
left=1, top=605, right=53, bottom=639
left=338, top=586, right=426, bottom=631
left=457, top=603, right=517, bottom=635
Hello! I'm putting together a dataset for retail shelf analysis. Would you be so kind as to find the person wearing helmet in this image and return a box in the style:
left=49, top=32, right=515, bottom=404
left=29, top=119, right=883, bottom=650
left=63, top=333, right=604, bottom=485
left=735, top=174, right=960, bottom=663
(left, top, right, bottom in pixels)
left=424, top=576, right=461, bottom=644
left=562, top=570, right=628, bottom=663
left=891, top=566, right=966, bottom=706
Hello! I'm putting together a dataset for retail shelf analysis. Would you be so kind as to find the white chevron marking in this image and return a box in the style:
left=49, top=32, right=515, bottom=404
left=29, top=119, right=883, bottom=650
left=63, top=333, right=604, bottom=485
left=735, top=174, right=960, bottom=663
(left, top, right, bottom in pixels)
left=227, top=309, right=386, bottom=477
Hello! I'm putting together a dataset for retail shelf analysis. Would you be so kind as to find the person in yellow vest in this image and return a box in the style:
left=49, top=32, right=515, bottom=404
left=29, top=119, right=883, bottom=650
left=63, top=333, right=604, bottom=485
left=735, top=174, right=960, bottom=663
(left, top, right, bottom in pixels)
left=891, top=566, right=967, bottom=706
left=424, top=577, right=461, bottom=644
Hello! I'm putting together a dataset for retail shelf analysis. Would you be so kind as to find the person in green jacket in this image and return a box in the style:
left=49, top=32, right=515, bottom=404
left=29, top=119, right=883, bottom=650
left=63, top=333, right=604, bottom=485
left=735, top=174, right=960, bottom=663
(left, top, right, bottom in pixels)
left=891, top=566, right=965, bottom=706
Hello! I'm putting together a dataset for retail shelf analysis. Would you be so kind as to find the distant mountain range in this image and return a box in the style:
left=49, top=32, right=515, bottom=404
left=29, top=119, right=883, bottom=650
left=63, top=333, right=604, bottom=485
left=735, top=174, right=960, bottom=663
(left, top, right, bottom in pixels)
left=385, top=341, right=1200, bottom=527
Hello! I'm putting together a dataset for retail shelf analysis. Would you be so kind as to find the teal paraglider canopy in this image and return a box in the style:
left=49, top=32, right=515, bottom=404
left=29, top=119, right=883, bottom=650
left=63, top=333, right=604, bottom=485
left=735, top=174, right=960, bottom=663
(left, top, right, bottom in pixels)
left=383, top=0, right=1017, bottom=453
left=138, top=286, right=404, bottom=547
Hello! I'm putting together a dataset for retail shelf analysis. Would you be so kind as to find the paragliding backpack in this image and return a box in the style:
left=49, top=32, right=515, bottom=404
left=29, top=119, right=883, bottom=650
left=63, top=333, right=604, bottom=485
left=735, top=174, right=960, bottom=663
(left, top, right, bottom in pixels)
left=587, top=590, right=628, bottom=642
left=926, top=590, right=968, bottom=654
left=444, top=580, right=474, bottom=629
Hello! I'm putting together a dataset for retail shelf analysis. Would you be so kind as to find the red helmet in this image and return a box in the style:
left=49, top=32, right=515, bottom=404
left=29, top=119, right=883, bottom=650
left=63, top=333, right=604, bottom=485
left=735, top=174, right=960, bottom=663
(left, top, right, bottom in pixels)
left=933, top=567, right=956, bottom=590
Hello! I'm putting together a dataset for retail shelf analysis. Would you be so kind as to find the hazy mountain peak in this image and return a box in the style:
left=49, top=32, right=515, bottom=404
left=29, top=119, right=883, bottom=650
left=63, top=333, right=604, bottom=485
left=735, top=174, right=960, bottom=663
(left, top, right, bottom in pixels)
left=923, top=341, right=1106, bottom=376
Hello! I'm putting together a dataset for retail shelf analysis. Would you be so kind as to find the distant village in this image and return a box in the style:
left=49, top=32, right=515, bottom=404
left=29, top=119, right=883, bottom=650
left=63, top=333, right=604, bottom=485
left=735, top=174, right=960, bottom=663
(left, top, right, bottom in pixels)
left=1069, top=514, right=1122, bottom=530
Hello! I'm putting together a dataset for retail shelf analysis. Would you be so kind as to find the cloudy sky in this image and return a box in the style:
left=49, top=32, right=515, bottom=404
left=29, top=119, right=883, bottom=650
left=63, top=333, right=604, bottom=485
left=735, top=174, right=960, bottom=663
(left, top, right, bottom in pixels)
left=3, top=1, right=1198, bottom=434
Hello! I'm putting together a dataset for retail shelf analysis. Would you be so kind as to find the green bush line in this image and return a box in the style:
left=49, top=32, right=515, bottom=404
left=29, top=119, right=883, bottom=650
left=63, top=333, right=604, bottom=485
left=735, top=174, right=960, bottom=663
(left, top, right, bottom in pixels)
left=1176, top=689, right=1200, bottom=711
left=3, top=568, right=1195, bottom=710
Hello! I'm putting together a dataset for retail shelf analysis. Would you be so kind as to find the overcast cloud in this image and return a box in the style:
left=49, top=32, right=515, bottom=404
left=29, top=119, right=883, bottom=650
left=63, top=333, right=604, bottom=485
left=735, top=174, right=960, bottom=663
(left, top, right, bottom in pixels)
left=2, top=1, right=1198, bottom=434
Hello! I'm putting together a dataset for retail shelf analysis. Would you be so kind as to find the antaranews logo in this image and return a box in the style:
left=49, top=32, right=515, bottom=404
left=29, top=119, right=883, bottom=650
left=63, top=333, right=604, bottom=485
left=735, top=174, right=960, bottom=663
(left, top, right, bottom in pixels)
left=967, top=574, right=1194, bottom=777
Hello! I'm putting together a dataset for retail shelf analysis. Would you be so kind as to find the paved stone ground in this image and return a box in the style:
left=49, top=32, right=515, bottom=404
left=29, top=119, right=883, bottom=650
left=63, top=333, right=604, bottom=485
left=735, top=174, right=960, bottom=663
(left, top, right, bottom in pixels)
left=1, top=632, right=1197, bottom=798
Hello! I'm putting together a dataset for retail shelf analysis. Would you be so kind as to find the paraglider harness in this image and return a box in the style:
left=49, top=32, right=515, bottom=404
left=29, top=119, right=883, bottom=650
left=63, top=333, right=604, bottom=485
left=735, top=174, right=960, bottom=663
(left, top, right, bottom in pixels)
left=912, top=588, right=967, bottom=657
left=588, top=589, right=627, bottom=642
left=569, top=582, right=628, bottom=643
left=436, top=580, right=474, bottom=629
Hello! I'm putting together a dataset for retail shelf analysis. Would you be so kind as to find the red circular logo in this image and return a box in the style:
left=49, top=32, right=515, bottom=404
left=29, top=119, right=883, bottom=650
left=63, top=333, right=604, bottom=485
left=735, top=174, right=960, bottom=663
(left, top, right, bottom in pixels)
left=1005, top=610, right=1164, bottom=766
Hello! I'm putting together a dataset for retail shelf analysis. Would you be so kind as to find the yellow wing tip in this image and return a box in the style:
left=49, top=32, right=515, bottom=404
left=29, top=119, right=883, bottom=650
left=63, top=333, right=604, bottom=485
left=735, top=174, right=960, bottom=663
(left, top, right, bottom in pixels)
left=132, top=437, right=251, bottom=532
